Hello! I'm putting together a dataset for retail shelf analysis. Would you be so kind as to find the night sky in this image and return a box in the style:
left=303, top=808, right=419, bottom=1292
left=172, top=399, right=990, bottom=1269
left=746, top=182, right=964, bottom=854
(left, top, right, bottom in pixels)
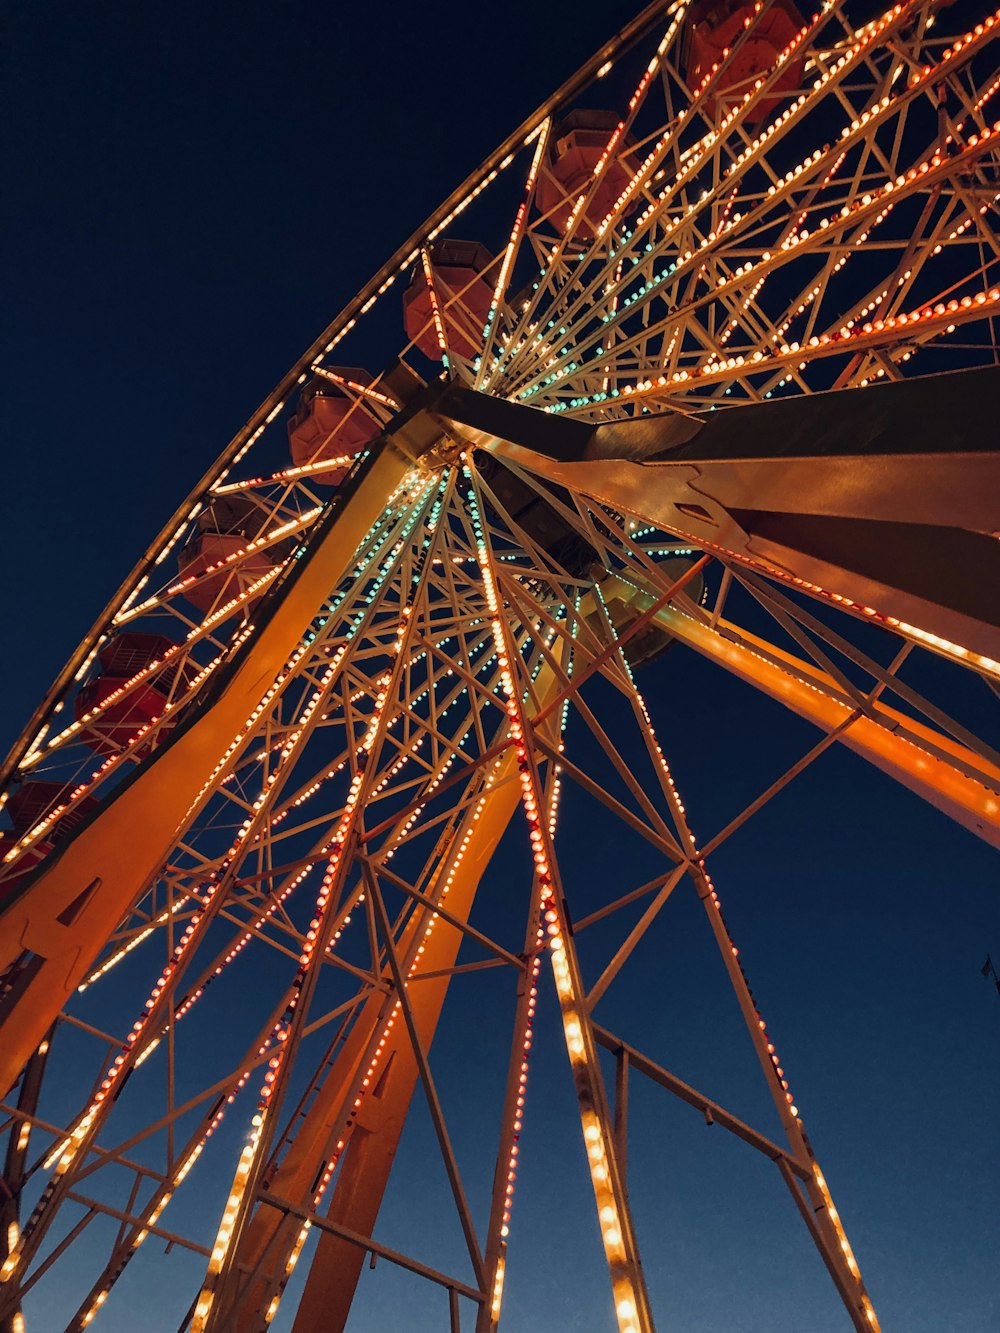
left=3, top=3, right=999, bottom=1330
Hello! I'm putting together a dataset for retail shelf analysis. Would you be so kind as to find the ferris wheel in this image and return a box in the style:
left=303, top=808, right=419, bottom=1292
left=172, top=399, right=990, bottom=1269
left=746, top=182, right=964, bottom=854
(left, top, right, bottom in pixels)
left=1, top=0, right=999, bottom=1329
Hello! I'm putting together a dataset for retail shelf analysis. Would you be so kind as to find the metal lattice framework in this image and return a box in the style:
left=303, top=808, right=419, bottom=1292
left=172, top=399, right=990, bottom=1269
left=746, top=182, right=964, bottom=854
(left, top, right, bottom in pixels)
left=1, top=1, right=999, bottom=1328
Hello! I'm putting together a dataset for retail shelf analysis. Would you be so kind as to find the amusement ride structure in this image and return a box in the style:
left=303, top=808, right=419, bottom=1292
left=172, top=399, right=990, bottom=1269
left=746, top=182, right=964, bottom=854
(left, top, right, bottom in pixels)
left=2, top=0, right=999, bottom=1327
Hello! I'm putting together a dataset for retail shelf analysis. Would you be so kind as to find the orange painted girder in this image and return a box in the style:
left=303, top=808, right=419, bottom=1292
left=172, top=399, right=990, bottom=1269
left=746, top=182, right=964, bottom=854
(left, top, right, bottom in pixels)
left=0, top=445, right=411, bottom=1099
left=621, top=583, right=1000, bottom=848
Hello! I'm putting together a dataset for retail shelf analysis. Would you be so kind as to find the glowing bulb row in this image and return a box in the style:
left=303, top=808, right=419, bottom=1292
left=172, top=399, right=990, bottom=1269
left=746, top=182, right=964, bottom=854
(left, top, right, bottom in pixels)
left=465, top=472, right=643, bottom=1333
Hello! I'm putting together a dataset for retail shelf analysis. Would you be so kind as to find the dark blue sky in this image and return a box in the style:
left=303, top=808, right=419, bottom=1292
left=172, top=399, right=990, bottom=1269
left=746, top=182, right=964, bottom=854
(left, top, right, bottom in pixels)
left=3, top=3, right=999, bottom=1330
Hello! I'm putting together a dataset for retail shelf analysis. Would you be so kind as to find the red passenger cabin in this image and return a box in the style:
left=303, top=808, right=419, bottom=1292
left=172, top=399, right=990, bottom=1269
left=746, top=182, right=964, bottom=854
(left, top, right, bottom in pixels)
left=6, top=779, right=100, bottom=839
left=0, top=835, right=48, bottom=900
left=177, top=496, right=278, bottom=615
left=534, top=110, right=638, bottom=238
left=402, top=240, right=494, bottom=361
left=287, top=372, right=379, bottom=481
left=74, top=632, right=188, bottom=755
left=683, top=0, right=806, bottom=125
left=0, top=780, right=100, bottom=898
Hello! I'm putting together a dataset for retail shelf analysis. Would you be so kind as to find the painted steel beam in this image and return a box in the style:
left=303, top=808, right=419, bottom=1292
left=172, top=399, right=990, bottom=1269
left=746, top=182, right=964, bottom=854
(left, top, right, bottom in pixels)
left=0, top=444, right=412, bottom=1099
left=597, top=574, right=1000, bottom=847
left=427, top=368, right=1000, bottom=671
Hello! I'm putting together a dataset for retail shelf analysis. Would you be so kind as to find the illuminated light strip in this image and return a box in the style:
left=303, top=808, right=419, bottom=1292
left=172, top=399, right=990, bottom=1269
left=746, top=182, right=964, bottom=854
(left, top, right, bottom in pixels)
left=491, top=754, right=566, bottom=1322
left=971, top=67, right=1000, bottom=115
left=228, top=421, right=270, bottom=470
left=934, top=13, right=1000, bottom=71
left=309, top=366, right=401, bottom=410
left=811, top=1164, right=878, bottom=1315
left=141, top=799, right=362, bottom=1054
left=153, top=502, right=205, bottom=568
left=76, top=1021, right=284, bottom=1328
left=932, top=195, right=1000, bottom=255
left=464, top=470, right=644, bottom=1333
left=71, top=641, right=104, bottom=686
left=556, top=285, right=1000, bottom=414
left=884, top=617, right=1000, bottom=677
left=426, top=167, right=503, bottom=244
left=476, top=119, right=552, bottom=390
left=598, top=258, right=626, bottom=396
left=77, top=899, right=188, bottom=992
left=564, top=6, right=690, bottom=240
left=490, top=953, right=542, bottom=1323
left=419, top=248, right=452, bottom=367
left=116, top=574, right=150, bottom=615
left=212, top=454, right=359, bottom=496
